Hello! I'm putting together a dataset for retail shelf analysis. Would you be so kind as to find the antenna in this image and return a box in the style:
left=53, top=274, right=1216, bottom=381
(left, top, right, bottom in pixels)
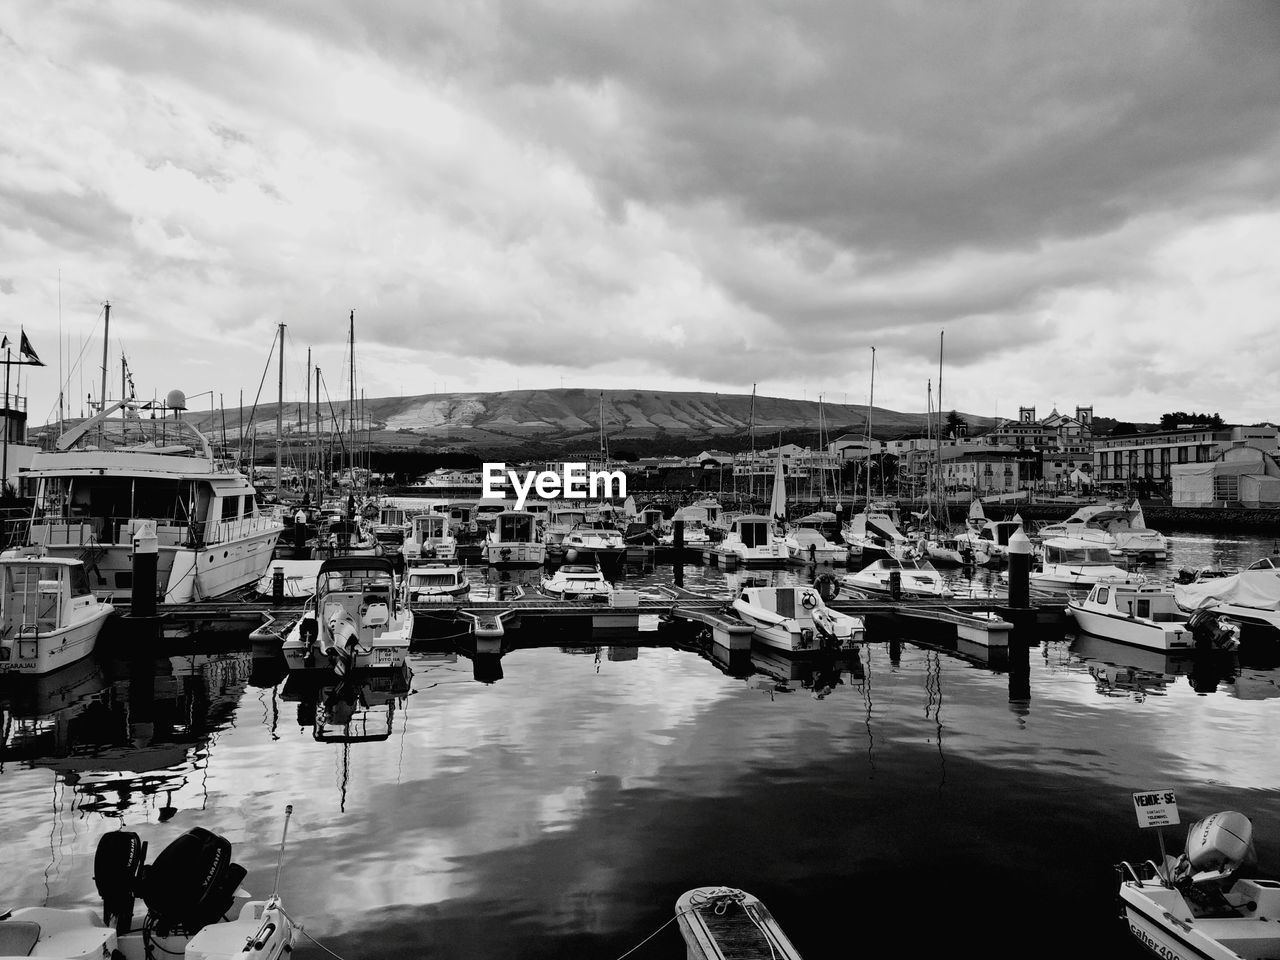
left=272, top=803, right=294, bottom=899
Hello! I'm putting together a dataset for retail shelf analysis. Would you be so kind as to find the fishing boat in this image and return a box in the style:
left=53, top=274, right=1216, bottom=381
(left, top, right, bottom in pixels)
left=483, top=510, right=545, bottom=567
left=731, top=583, right=863, bottom=651
left=1004, top=537, right=1143, bottom=591
left=540, top=563, right=613, bottom=601
left=0, top=557, right=114, bottom=675
left=15, top=392, right=283, bottom=602
left=706, top=515, right=788, bottom=566
left=402, top=513, right=458, bottom=562
left=1067, top=583, right=1205, bottom=651
left=840, top=557, right=955, bottom=599
left=279, top=556, right=412, bottom=675
left=0, top=810, right=297, bottom=960
left=1118, top=808, right=1280, bottom=960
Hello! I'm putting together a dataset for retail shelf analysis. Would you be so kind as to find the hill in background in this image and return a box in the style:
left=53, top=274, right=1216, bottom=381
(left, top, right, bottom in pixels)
left=174, top=388, right=997, bottom=456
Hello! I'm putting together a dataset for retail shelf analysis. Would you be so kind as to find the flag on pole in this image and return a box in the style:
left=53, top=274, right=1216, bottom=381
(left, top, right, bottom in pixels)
left=19, top=330, right=42, bottom=365
left=0, top=334, right=8, bottom=351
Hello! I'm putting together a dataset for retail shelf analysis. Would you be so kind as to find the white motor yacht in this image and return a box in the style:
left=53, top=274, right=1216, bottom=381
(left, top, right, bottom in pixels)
left=731, top=583, right=864, bottom=652
left=707, top=515, right=788, bottom=566
left=280, top=556, right=412, bottom=675
left=484, top=510, right=546, bottom=567
left=785, top=527, right=848, bottom=564
left=0, top=557, right=114, bottom=675
left=16, top=393, right=283, bottom=602
left=839, top=557, right=955, bottom=599
left=562, top=520, right=626, bottom=563
left=841, top=500, right=908, bottom=562
left=1038, top=500, right=1168, bottom=561
left=401, top=562, right=470, bottom=605
left=402, top=513, right=458, bottom=562
left=541, top=563, right=613, bottom=601
left=543, top=507, right=588, bottom=559
left=1006, top=536, right=1143, bottom=591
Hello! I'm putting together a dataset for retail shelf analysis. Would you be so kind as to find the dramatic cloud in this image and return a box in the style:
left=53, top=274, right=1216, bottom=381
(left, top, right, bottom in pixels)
left=4, top=0, right=1279, bottom=425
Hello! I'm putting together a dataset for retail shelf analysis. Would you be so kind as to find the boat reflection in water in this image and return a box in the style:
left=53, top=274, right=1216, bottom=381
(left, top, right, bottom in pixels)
left=281, top=664, right=412, bottom=742
left=1066, top=631, right=1239, bottom=698
left=0, top=650, right=253, bottom=820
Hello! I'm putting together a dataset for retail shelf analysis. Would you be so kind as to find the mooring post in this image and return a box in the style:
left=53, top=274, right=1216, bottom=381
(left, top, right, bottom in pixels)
left=272, top=564, right=285, bottom=607
left=1006, top=529, right=1032, bottom=609
left=673, top=519, right=685, bottom=587
left=130, top=520, right=159, bottom=619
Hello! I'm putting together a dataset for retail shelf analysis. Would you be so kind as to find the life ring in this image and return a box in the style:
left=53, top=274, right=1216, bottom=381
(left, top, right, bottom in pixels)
left=801, top=591, right=818, bottom=610
left=815, top=573, right=840, bottom=601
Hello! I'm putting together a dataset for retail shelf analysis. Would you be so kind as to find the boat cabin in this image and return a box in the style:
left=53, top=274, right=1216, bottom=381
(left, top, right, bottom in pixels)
left=1042, top=538, right=1116, bottom=566
left=402, top=564, right=467, bottom=600
left=410, top=514, right=449, bottom=541
left=492, top=510, right=539, bottom=544
left=0, top=559, right=94, bottom=639
left=730, top=515, right=774, bottom=548
left=1085, top=583, right=1185, bottom=622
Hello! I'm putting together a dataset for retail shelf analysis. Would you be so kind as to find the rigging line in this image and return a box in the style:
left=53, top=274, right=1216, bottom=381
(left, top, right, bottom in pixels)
left=42, top=303, right=108, bottom=425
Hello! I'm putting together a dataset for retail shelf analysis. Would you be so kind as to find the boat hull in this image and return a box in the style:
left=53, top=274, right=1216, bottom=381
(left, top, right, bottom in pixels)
left=1067, top=604, right=1192, bottom=651
left=0, top=605, right=113, bottom=675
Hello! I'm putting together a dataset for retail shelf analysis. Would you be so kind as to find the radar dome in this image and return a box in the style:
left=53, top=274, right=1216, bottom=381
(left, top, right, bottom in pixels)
left=166, top=389, right=187, bottom=410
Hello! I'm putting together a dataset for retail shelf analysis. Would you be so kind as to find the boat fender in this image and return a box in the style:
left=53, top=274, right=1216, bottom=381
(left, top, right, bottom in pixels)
left=299, top=618, right=318, bottom=647
left=800, top=627, right=814, bottom=648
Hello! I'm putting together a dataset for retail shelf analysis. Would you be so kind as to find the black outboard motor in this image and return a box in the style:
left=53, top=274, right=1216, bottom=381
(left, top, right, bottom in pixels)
left=93, top=826, right=246, bottom=942
left=141, top=827, right=247, bottom=936
left=1188, top=608, right=1241, bottom=652
left=93, top=830, right=146, bottom=932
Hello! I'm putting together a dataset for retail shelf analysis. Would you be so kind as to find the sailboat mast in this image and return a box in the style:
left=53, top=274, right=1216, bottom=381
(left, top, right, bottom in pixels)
left=98, top=301, right=111, bottom=444
left=936, top=331, right=945, bottom=526
left=865, top=346, right=875, bottom=508
left=305, top=347, right=311, bottom=496
left=315, top=364, right=322, bottom=507
left=749, top=383, right=757, bottom=503
left=348, top=310, right=355, bottom=485
left=276, top=322, right=285, bottom=493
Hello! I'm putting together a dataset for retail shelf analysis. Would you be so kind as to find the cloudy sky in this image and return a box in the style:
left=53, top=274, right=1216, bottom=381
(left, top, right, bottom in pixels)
left=4, top=0, right=1279, bottom=428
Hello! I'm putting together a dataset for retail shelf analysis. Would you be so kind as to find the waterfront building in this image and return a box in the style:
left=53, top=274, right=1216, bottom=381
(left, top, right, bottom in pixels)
left=1095, top=425, right=1279, bottom=497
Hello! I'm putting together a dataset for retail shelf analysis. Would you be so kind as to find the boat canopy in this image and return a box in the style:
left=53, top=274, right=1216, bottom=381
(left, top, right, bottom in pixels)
left=1174, top=566, right=1280, bottom=612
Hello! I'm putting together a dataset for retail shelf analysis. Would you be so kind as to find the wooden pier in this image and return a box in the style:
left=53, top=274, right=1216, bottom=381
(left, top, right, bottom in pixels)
left=104, top=590, right=1065, bottom=644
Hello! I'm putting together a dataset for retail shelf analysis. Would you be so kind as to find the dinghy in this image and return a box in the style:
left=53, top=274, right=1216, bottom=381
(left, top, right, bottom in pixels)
left=732, top=583, right=863, bottom=652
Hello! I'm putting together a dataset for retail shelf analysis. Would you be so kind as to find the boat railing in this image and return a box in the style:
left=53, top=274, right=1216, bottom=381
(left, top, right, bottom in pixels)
left=1116, top=859, right=1167, bottom=888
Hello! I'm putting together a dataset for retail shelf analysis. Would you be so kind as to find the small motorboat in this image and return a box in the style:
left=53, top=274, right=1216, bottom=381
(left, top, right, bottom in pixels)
left=401, top=562, right=471, bottom=607
left=784, top=527, right=848, bottom=565
left=1067, top=583, right=1197, bottom=651
left=1176, top=563, right=1237, bottom=585
left=540, top=563, right=613, bottom=601
left=706, top=515, right=788, bottom=566
left=1118, top=809, right=1280, bottom=960
left=840, top=557, right=955, bottom=599
left=732, top=583, right=864, bottom=652
left=0, top=557, right=114, bottom=675
left=0, top=809, right=297, bottom=960
left=280, top=556, right=412, bottom=675
left=562, top=521, right=626, bottom=563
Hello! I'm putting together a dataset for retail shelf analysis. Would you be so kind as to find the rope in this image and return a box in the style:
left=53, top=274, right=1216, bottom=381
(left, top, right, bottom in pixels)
left=609, top=913, right=679, bottom=960
left=279, top=905, right=348, bottom=960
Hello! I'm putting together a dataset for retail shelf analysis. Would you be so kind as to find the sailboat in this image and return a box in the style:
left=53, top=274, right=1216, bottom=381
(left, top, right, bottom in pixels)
left=779, top=443, right=845, bottom=564
left=841, top=347, right=907, bottom=562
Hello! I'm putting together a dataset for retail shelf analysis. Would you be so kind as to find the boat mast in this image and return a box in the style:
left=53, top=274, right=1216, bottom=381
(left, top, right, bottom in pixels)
left=749, top=383, right=757, bottom=504
left=305, top=346, right=311, bottom=498
left=348, top=310, right=355, bottom=490
left=276, top=321, right=285, bottom=494
left=99, top=300, right=111, bottom=445
left=865, top=346, right=875, bottom=509
left=936, top=331, right=945, bottom=530
left=314, top=364, right=322, bottom=507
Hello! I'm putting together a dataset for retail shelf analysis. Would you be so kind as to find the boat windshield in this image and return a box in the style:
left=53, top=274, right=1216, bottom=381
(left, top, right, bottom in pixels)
left=559, top=565, right=598, bottom=574
left=409, top=573, right=459, bottom=588
left=1047, top=545, right=1114, bottom=564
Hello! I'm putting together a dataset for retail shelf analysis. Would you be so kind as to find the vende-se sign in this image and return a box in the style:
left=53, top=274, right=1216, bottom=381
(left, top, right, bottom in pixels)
left=1132, top=789, right=1180, bottom=829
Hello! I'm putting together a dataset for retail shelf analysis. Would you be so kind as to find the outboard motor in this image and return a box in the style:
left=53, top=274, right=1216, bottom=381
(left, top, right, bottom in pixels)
left=93, top=830, right=146, bottom=932
left=1170, top=811, right=1257, bottom=915
left=141, top=827, right=247, bottom=937
left=1188, top=608, right=1241, bottom=652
